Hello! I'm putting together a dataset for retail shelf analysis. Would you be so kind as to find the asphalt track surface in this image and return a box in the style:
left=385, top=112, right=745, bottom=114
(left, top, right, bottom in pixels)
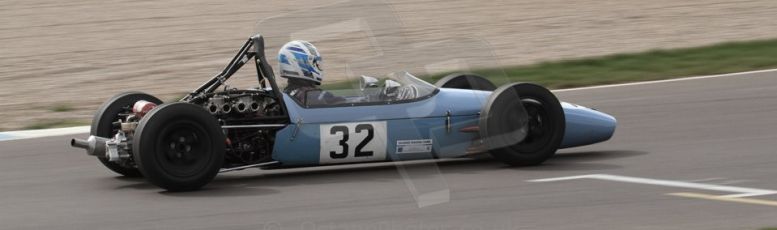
left=2, top=72, right=777, bottom=230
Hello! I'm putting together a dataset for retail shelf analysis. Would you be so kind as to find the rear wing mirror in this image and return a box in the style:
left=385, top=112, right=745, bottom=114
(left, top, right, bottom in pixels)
left=360, top=75, right=379, bottom=91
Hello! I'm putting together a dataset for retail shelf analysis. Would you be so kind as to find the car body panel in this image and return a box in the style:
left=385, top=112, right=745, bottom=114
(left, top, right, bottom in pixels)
left=271, top=88, right=617, bottom=167
left=283, top=88, right=491, bottom=123
left=559, top=102, right=617, bottom=148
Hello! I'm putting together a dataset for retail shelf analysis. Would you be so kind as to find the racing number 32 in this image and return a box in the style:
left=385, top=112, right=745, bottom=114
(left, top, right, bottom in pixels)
left=320, top=122, right=387, bottom=164
left=329, top=124, right=374, bottom=158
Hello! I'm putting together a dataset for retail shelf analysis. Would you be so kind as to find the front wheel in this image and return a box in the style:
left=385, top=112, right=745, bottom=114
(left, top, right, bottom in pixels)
left=480, top=83, right=565, bottom=166
left=133, top=102, right=225, bottom=191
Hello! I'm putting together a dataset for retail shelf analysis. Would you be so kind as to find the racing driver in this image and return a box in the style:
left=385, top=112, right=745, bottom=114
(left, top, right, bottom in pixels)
left=278, top=40, right=344, bottom=106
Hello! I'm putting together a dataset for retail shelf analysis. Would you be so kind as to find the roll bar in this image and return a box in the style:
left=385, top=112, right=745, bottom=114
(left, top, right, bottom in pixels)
left=182, top=34, right=288, bottom=117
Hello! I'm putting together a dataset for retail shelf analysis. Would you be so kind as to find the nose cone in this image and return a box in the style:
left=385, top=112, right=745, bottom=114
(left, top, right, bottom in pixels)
left=559, top=102, right=617, bottom=148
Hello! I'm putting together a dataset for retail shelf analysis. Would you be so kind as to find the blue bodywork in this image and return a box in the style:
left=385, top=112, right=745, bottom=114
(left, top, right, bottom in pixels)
left=271, top=88, right=616, bottom=166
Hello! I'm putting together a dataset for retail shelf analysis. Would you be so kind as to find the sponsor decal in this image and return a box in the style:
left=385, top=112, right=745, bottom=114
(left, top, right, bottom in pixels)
left=396, top=139, right=433, bottom=154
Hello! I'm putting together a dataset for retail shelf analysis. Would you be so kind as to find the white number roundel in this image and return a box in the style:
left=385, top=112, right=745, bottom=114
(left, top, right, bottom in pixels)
left=319, top=121, right=387, bottom=164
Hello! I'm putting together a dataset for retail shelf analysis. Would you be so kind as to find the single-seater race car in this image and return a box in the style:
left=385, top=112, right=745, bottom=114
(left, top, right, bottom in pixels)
left=71, top=34, right=616, bottom=191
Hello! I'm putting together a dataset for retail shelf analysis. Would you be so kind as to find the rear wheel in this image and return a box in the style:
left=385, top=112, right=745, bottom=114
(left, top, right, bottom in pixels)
left=435, top=73, right=496, bottom=91
left=133, top=102, right=224, bottom=191
left=480, top=83, right=565, bottom=166
left=91, top=91, right=162, bottom=177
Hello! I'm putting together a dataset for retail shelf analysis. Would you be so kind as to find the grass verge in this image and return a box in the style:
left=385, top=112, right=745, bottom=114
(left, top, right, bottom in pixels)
left=49, top=104, right=75, bottom=112
left=327, top=38, right=777, bottom=90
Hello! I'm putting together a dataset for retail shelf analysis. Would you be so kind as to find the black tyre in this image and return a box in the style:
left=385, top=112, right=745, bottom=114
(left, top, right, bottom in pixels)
left=480, top=83, right=565, bottom=166
left=91, top=91, right=162, bottom=177
left=133, top=102, right=225, bottom=191
left=435, top=73, right=497, bottom=91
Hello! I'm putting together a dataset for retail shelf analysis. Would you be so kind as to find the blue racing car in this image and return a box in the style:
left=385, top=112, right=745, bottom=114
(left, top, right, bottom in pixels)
left=71, top=34, right=616, bottom=191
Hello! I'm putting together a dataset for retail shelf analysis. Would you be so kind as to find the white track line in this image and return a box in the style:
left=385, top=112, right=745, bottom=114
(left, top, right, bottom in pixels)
left=0, top=126, right=90, bottom=141
left=553, top=68, right=777, bottom=92
left=2, top=68, right=776, bottom=142
left=529, top=174, right=777, bottom=198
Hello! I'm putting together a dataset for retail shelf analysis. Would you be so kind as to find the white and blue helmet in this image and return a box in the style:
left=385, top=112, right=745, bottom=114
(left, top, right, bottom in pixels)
left=278, top=40, right=323, bottom=84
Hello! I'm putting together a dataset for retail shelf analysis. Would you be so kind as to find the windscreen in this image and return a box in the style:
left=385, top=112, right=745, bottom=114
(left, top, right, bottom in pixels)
left=302, top=71, right=438, bottom=107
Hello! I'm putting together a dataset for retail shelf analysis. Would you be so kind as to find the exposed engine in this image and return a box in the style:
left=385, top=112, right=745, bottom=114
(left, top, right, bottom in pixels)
left=191, top=89, right=283, bottom=168
left=202, top=90, right=279, bottom=118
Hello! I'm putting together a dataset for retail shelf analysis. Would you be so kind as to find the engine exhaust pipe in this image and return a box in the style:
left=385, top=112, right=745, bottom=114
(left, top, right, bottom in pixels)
left=71, top=138, right=89, bottom=149
left=70, top=136, right=109, bottom=157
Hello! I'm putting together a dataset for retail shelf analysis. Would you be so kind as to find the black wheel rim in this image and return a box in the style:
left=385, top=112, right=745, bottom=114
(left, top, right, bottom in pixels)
left=154, top=119, right=212, bottom=177
left=515, top=99, right=552, bottom=153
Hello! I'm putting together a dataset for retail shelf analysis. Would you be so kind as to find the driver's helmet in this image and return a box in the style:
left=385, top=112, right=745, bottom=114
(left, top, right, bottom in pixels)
left=278, top=40, right=323, bottom=85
